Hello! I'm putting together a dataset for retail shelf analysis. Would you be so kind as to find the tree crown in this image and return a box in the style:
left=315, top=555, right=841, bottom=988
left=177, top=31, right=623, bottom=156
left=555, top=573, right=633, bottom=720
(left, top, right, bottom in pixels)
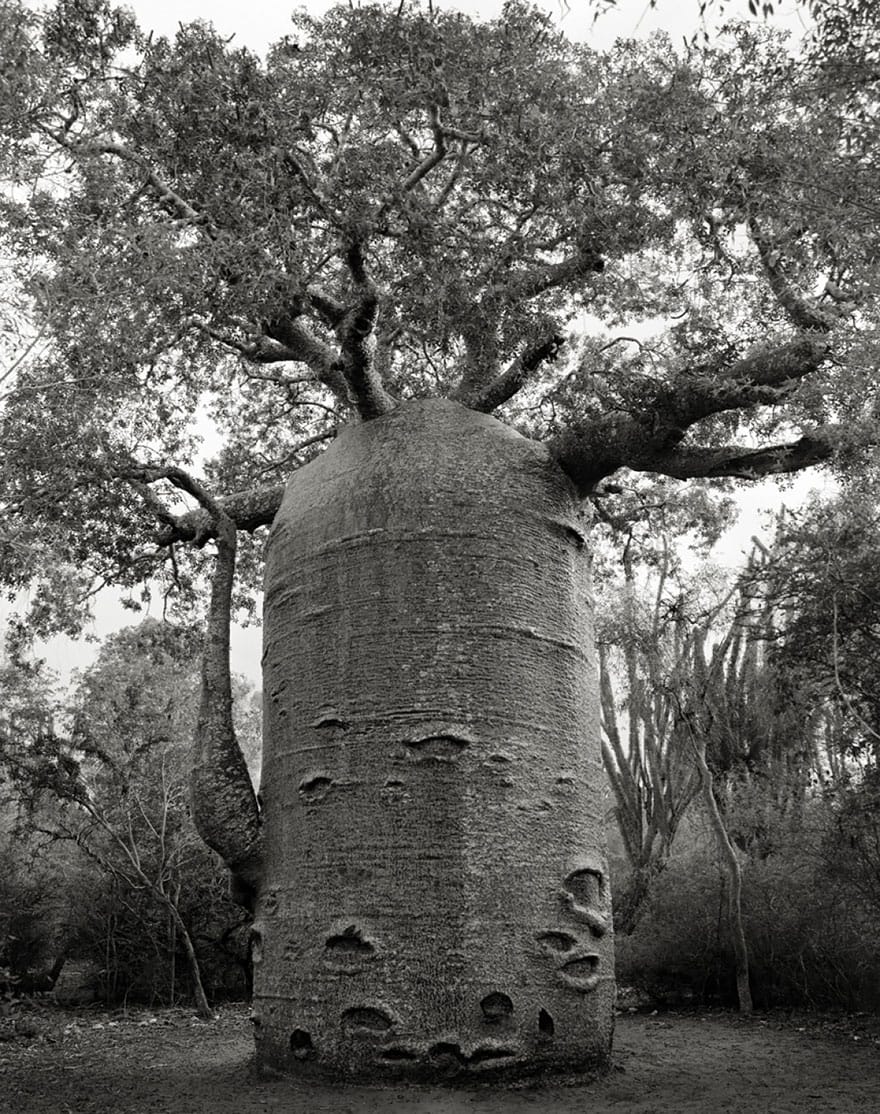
left=1, top=0, right=878, bottom=629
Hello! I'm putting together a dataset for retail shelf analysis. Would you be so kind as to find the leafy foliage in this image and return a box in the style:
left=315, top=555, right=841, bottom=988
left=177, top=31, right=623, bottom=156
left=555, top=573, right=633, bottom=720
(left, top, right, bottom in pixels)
left=0, top=1, right=877, bottom=633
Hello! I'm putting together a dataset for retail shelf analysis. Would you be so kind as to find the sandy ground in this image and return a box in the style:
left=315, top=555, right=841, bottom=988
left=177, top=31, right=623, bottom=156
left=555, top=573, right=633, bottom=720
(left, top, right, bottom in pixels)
left=1, top=1004, right=878, bottom=1113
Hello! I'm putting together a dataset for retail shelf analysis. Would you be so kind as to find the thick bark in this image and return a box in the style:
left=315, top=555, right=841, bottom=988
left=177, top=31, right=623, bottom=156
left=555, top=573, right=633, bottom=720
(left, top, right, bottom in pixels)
left=190, top=517, right=263, bottom=909
left=255, top=398, right=613, bottom=1082
left=155, top=484, right=285, bottom=547
left=549, top=338, right=830, bottom=491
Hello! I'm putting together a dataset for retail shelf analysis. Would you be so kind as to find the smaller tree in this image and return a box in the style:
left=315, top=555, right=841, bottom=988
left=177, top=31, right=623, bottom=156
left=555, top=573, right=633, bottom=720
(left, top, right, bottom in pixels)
left=8, top=620, right=256, bottom=1017
left=597, top=541, right=704, bottom=933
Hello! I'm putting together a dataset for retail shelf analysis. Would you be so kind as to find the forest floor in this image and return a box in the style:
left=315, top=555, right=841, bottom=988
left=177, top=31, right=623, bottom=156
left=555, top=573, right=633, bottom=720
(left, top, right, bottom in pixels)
left=1, top=1001, right=879, bottom=1114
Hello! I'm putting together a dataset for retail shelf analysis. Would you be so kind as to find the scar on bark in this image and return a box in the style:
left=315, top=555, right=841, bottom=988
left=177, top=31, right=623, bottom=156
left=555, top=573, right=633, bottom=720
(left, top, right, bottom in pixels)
left=480, top=992, right=514, bottom=1022
left=325, top=925, right=375, bottom=963
left=299, top=773, right=334, bottom=801
left=561, top=868, right=610, bottom=937
left=538, top=1009, right=555, bottom=1037
left=290, top=1029, right=314, bottom=1059
left=342, top=1007, right=393, bottom=1032
left=536, top=931, right=578, bottom=953
left=560, top=955, right=601, bottom=992
left=404, top=734, right=470, bottom=760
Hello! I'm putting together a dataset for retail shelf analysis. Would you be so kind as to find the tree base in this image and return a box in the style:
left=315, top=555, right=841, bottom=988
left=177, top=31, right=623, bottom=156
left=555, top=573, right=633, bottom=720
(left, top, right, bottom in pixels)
left=253, top=1023, right=614, bottom=1086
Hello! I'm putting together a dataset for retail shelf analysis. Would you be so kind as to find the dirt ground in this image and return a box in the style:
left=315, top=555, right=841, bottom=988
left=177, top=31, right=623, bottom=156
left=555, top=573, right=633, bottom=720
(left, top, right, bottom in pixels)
left=1, top=1003, right=878, bottom=1114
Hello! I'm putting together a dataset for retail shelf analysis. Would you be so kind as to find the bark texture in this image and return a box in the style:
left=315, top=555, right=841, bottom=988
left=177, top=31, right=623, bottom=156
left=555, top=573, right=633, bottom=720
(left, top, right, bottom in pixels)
left=255, top=398, right=613, bottom=1082
left=191, top=523, right=263, bottom=908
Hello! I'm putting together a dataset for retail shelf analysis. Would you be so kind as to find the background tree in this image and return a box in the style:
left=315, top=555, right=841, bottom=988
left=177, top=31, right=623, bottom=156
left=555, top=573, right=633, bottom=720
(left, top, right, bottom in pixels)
left=607, top=506, right=880, bottom=1013
left=5, top=620, right=256, bottom=1017
left=753, top=494, right=880, bottom=755
left=597, top=539, right=706, bottom=934
left=2, top=0, right=879, bottom=1081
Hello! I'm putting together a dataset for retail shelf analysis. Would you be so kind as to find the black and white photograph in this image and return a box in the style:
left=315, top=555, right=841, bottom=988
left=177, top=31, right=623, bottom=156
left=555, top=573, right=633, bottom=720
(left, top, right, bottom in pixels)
left=1, top=1, right=878, bottom=1110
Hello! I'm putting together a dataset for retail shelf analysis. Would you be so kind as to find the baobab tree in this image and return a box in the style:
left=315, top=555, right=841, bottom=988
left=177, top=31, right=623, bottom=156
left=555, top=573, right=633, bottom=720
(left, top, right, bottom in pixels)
left=1, top=0, right=877, bottom=1082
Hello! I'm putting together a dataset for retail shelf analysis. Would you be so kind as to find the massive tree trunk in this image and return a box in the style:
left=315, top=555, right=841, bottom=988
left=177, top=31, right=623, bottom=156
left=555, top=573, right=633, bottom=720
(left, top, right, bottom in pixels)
left=253, top=399, right=614, bottom=1082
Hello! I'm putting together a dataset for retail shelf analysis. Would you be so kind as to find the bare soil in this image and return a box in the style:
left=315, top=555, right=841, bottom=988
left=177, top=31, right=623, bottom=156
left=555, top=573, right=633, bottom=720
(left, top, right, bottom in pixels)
left=1, top=1003, right=878, bottom=1113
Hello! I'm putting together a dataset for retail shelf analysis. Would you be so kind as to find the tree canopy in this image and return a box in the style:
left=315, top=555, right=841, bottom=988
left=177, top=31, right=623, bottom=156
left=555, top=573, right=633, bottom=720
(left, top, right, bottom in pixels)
left=1, top=0, right=878, bottom=630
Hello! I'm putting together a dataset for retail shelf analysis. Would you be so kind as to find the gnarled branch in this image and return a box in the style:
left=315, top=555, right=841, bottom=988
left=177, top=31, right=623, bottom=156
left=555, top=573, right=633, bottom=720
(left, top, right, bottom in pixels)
left=125, top=465, right=264, bottom=907
left=748, top=216, right=834, bottom=333
left=629, top=431, right=838, bottom=481
left=550, top=336, right=829, bottom=490
left=450, top=242, right=604, bottom=404
left=466, top=334, right=566, bottom=413
left=152, top=483, right=285, bottom=547
left=336, top=241, right=397, bottom=420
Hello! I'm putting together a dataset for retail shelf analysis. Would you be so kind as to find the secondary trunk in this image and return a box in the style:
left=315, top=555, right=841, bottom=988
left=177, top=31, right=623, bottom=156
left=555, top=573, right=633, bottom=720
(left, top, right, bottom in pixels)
left=255, top=398, right=614, bottom=1081
left=694, top=743, right=753, bottom=1015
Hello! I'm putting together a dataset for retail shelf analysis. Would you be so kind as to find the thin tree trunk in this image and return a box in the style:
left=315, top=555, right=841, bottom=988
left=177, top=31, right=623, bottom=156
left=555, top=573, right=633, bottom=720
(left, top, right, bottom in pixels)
left=191, top=514, right=263, bottom=908
left=693, top=742, right=753, bottom=1014
left=169, top=904, right=177, bottom=1006
left=167, top=903, right=212, bottom=1020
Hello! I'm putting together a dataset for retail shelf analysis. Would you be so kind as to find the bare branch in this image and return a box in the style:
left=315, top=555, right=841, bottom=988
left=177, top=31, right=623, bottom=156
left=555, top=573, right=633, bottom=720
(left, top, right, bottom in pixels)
left=152, top=483, right=285, bottom=547
left=748, top=216, right=834, bottom=332
left=254, top=428, right=337, bottom=477
left=261, top=316, right=350, bottom=402
left=450, top=240, right=605, bottom=404
left=189, top=494, right=263, bottom=908
left=401, top=105, right=447, bottom=192
left=504, top=243, right=605, bottom=302
left=433, top=141, right=472, bottom=210
left=50, top=133, right=217, bottom=234
left=629, top=430, right=839, bottom=481
left=305, top=286, right=346, bottom=327
left=122, top=463, right=226, bottom=522
left=466, top=334, right=566, bottom=413
left=278, top=147, right=343, bottom=225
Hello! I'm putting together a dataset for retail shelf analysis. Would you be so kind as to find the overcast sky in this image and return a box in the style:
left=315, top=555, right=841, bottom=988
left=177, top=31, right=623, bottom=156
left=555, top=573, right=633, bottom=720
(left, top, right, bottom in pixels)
left=119, top=0, right=812, bottom=54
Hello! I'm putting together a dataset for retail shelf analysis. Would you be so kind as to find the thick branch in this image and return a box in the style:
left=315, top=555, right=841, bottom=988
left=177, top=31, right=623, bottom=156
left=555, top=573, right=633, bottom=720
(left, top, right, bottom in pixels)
left=53, top=135, right=217, bottom=235
left=153, top=483, right=285, bottom=547
left=466, top=334, right=565, bottom=413
left=748, top=217, right=833, bottom=333
left=504, top=242, right=605, bottom=302
left=262, top=316, right=350, bottom=403
left=401, top=104, right=447, bottom=192
left=56, top=135, right=352, bottom=405
left=628, top=431, right=838, bottom=481
left=336, top=241, right=397, bottom=420
left=550, top=336, right=829, bottom=490
left=116, top=462, right=264, bottom=903
left=450, top=243, right=604, bottom=404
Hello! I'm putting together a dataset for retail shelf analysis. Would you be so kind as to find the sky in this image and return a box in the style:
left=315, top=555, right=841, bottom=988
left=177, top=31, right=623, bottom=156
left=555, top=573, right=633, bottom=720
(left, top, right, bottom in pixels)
left=115, top=0, right=812, bottom=54
left=10, top=0, right=825, bottom=688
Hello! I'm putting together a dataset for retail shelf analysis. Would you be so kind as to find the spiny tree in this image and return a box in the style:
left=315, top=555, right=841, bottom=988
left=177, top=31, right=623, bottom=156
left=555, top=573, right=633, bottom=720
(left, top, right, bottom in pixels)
left=673, top=572, right=819, bottom=1016
left=2, top=0, right=879, bottom=1082
left=597, top=538, right=706, bottom=935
